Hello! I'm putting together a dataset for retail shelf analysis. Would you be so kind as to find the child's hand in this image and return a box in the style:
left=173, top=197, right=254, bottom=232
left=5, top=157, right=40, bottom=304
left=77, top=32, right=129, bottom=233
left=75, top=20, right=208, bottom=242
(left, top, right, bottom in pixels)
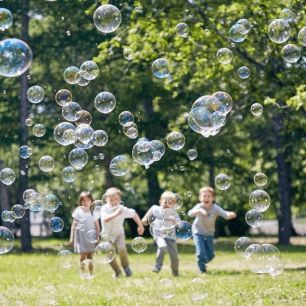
left=200, top=208, right=207, bottom=216
left=116, top=207, right=123, bottom=215
left=137, top=225, right=145, bottom=236
left=229, top=212, right=237, bottom=219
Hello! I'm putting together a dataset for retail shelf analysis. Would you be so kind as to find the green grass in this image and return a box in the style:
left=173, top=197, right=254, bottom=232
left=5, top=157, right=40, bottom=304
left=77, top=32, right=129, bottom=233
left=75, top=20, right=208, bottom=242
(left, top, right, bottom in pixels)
left=0, top=237, right=305, bottom=305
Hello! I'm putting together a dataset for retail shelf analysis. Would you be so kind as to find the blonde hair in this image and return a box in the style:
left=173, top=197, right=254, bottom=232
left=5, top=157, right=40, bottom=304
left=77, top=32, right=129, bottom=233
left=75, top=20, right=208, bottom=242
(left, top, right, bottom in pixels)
left=160, top=191, right=176, bottom=201
left=105, top=187, right=122, bottom=197
left=78, top=191, right=93, bottom=206
left=199, top=186, right=216, bottom=198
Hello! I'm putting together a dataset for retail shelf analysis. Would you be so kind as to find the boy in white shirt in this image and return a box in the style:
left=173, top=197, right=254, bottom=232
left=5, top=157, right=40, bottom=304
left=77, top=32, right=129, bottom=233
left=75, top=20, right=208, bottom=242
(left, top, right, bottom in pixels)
left=100, top=187, right=144, bottom=277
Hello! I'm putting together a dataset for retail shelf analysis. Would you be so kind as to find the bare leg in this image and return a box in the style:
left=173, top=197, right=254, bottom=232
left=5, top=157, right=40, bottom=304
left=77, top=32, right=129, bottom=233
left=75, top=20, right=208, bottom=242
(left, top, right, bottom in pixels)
left=87, top=253, right=93, bottom=274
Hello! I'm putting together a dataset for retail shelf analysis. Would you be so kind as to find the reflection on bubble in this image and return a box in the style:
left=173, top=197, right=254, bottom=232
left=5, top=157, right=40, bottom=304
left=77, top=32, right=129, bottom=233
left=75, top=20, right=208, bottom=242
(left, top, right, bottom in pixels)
left=215, top=173, right=230, bottom=190
left=0, top=8, right=13, bottom=31
left=238, top=66, right=250, bottom=79
left=62, top=166, right=76, bottom=182
left=92, top=130, right=108, bottom=147
left=152, top=58, right=170, bottom=79
left=268, top=19, right=291, bottom=44
left=94, top=92, right=116, bottom=114
left=281, top=44, right=301, bottom=63
left=55, top=89, right=72, bottom=106
left=27, top=85, right=44, bottom=104
left=19, top=145, right=32, bottom=159
left=250, top=103, right=263, bottom=117
left=175, top=221, right=192, bottom=240
left=11, top=204, right=25, bottom=219
left=166, top=131, right=185, bottom=151
left=62, top=102, right=82, bottom=121
left=0, top=168, right=16, bottom=185
left=80, top=61, right=99, bottom=80
left=44, top=194, right=61, bottom=213
left=69, top=148, right=88, bottom=170
left=249, top=189, right=270, bottom=212
left=0, top=226, right=14, bottom=254
left=39, top=155, right=55, bottom=172
left=175, top=22, right=189, bottom=38
left=49, top=217, right=64, bottom=232
left=109, top=155, right=131, bottom=176
left=245, top=209, right=263, bottom=227
left=216, top=48, right=233, bottom=64
left=63, top=66, right=80, bottom=84
left=131, top=237, right=147, bottom=253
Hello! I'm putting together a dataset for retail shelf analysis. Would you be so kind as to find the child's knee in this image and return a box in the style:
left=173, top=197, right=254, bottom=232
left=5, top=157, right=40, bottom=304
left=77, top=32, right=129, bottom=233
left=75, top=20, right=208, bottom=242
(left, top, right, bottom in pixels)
left=159, top=246, right=167, bottom=254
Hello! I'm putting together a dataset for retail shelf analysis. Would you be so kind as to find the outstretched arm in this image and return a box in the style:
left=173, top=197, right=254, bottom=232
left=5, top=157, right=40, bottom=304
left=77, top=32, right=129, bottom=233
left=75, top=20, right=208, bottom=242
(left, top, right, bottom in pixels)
left=188, top=206, right=207, bottom=218
left=133, top=213, right=145, bottom=235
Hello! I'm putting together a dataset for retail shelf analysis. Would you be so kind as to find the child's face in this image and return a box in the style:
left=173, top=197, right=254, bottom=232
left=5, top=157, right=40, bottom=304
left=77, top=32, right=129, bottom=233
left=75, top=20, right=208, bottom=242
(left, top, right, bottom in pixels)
left=106, top=193, right=121, bottom=207
left=199, top=191, right=214, bottom=209
left=160, top=197, right=176, bottom=209
left=81, top=196, right=92, bottom=209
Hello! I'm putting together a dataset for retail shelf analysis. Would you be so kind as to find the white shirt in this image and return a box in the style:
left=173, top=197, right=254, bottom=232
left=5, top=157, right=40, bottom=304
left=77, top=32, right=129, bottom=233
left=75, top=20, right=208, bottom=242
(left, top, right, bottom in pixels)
left=100, top=203, right=136, bottom=241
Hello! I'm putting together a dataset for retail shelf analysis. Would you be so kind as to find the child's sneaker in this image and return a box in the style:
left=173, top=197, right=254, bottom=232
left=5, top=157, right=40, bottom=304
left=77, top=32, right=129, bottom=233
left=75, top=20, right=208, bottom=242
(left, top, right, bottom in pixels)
left=152, top=267, right=160, bottom=273
left=172, top=272, right=179, bottom=277
left=124, top=266, right=132, bottom=277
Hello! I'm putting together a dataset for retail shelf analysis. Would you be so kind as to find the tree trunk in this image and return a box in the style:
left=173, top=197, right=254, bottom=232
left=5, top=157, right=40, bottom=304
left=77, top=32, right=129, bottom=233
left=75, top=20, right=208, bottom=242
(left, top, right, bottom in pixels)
left=208, top=148, right=215, bottom=187
left=0, top=161, right=11, bottom=229
left=19, top=0, right=32, bottom=252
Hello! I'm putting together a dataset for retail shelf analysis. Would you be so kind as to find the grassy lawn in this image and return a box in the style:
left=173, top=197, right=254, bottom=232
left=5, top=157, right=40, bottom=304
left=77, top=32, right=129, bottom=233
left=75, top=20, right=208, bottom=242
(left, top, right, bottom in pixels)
left=0, top=237, right=305, bottom=305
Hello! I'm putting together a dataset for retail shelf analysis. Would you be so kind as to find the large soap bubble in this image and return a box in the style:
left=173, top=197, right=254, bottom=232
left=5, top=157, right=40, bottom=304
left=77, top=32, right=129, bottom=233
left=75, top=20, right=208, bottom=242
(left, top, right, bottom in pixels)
left=249, top=189, right=270, bottom=212
left=33, top=124, right=46, bottom=137
left=55, top=89, right=72, bottom=106
left=75, top=124, right=94, bottom=144
left=229, top=24, right=247, bottom=42
left=0, top=38, right=32, bottom=77
left=39, top=155, right=55, bottom=172
left=54, top=122, right=76, bottom=146
left=43, top=194, right=61, bottom=213
left=19, top=145, right=32, bottom=159
left=94, top=92, right=116, bottom=114
left=92, top=130, right=108, bottom=147
left=63, top=66, right=80, bottom=84
left=109, top=155, right=131, bottom=176
left=118, top=111, right=134, bottom=126
left=268, top=19, right=291, bottom=44
left=0, top=226, right=14, bottom=254
left=152, top=58, right=170, bottom=79
left=215, top=173, right=231, bottom=190
left=49, top=217, right=64, bottom=232
left=245, top=209, right=263, bottom=227
left=0, top=8, right=13, bottom=31
left=216, top=48, right=233, bottom=64
left=80, top=61, right=99, bottom=80
left=93, top=4, right=122, bottom=34
left=234, top=236, right=254, bottom=257
left=212, top=91, right=233, bottom=115
left=27, top=86, right=44, bottom=104
left=281, top=44, right=301, bottom=63
left=69, top=148, right=88, bottom=170
left=254, top=172, right=267, bottom=187
left=11, top=204, right=25, bottom=219
left=166, top=131, right=185, bottom=151
left=62, top=102, right=82, bottom=121
left=0, top=168, right=15, bottom=185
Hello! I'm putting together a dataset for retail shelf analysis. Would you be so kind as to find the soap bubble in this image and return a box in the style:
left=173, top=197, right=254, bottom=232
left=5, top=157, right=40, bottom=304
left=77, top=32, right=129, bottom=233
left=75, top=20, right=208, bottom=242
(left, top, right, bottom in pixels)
left=69, top=148, right=88, bottom=170
left=80, top=259, right=95, bottom=279
left=249, top=189, right=270, bottom=212
left=63, top=66, right=80, bottom=84
left=62, top=166, right=76, bottom=183
left=212, top=91, right=233, bottom=115
left=123, top=48, right=134, bottom=61
left=0, top=39, right=33, bottom=77
left=92, top=130, right=108, bottom=147
left=76, top=72, right=90, bottom=87
left=57, top=249, right=73, bottom=270
left=0, top=226, right=14, bottom=254
left=94, top=91, right=116, bottom=114
left=33, top=124, right=46, bottom=137
left=150, top=140, right=166, bottom=161
left=62, top=102, right=82, bottom=121
left=11, top=204, right=25, bottom=219
left=118, top=111, right=134, bottom=126
left=80, top=61, right=99, bottom=80
left=75, top=110, right=92, bottom=126
left=215, top=173, right=230, bottom=190
left=187, top=149, right=198, bottom=160
left=166, top=131, right=185, bottom=151
left=245, top=244, right=266, bottom=273
left=109, top=155, right=131, bottom=176
left=49, top=217, right=64, bottom=232
left=1, top=210, right=15, bottom=223
left=175, top=221, right=192, bottom=240
left=123, top=122, right=138, bottom=139
left=216, top=48, right=233, bottom=64
left=25, top=118, right=33, bottom=127
left=0, top=168, right=15, bottom=185
left=43, top=194, right=61, bottom=213
left=27, top=85, right=44, bottom=104
left=279, top=8, right=294, bottom=22
left=93, top=4, right=122, bottom=34
left=86, top=230, right=99, bottom=244
left=281, top=44, right=301, bottom=63
left=0, top=8, right=13, bottom=31
left=298, top=27, right=306, bottom=46
left=76, top=124, right=94, bottom=144
left=55, top=89, right=72, bottom=106
left=254, top=172, right=267, bottom=187
left=190, top=278, right=208, bottom=302
left=268, top=19, right=291, bottom=44
left=250, top=103, right=263, bottom=117
left=229, top=24, right=247, bottom=42
left=132, top=139, right=154, bottom=166
left=245, top=209, right=263, bottom=227
left=175, top=22, right=189, bottom=38
left=131, top=237, right=147, bottom=253
left=238, top=66, right=250, bottom=79
left=19, top=145, right=32, bottom=159
left=158, top=278, right=176, bottom=299
left=234, top=237, right=254, bottom=257
left=23, top=189, right=39, bottom=204
left=152, top=58, right=170, bottom=79
left=39, top=155, right=55, bottom=172
left=54, top=122, right=76, bottom=146
left=237, top=19, right=251, bottom=34
left=95, top=242, right=116, bottom=264
left=266, top=256, right=284, bottom=277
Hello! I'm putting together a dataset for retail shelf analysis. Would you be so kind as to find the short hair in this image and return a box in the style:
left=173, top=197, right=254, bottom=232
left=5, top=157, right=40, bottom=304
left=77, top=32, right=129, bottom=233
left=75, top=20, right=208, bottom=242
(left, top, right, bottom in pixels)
left=199, top=186, right=216, bottom=198
left=160, top=191, right=176, bottom=200
left=105, top=187, right=122, bottom=197
left=78, top=191, right=93, bottom=206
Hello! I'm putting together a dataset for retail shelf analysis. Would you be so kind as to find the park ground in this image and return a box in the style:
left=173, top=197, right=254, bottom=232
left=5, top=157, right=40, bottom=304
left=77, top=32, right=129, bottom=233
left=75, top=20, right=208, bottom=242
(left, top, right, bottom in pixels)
left=0, top=237, right=305, bottom=305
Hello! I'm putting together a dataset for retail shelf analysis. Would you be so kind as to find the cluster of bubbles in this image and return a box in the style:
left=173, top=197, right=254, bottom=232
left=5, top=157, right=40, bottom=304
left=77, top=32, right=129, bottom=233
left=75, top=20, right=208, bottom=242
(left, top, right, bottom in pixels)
left=188, top=92, right=233, bottom=137
left=234, top=237, right=284, bottom=277
left=1, top=204, right=25, bottom=223
left=229, top=18, right=251, bottom=43
left=119, top=111, right=139, bottom=139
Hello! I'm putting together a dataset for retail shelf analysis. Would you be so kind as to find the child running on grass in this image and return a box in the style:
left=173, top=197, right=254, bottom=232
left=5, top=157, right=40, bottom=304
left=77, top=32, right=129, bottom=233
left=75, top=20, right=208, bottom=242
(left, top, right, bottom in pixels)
left=100, top=187, right=144, bottom=277
left=142, top=191, right=180, bottom=276
left=188, top=186, right=236, bottom=273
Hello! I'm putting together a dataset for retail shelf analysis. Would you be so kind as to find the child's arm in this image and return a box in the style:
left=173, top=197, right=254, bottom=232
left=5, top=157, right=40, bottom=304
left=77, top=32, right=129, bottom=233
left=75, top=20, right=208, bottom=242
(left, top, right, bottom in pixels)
left=188, top=205, right=207, bottom=218
left=141, top=207, right=154, bottom=226
left=69, top=220, right=76, bottom=246
left=217, top=205, right=237, bottom=220
left=103, top=206, right=123, bottom=223
left=95, top=220, right=100, bottom=242
left=133, top=213, right=145, bottom=235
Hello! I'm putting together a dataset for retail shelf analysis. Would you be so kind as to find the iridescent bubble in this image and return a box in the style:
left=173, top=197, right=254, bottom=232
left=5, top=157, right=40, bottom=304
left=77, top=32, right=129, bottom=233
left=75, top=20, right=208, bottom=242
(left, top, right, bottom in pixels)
left=175, top=22, right=189, bottom=38
left=0, top=8, right=13, bottom=31
left=279, top=8, right=294, bottom=22
left=109, top=155, right=131, bottom=176
left=268, top=19, right=291, bottom=44
left=0, top=168, right=15, bottom=185
left=0, top=39, right=33, bottom=77
left=123, top=122, right=138, bottom=139
left=245, top=244, right=266, bottom=273
left=33, top=124, right=46, bottom=137
left=212, top=91, right=233, bottom=115
left=63, top=66, right=80, bottom=84
left=94, top=92, right=116, bottom=114
left=76, top=124, right=94, bottom=144
left=49, top=217, right=64, bottom=232
left=234, top=237, right=254, bottom=257
left=131, top=237, right=147, bottom=253
left=69, top=148, right=88, bottom=170
left=95, top=242, right=116, bottom=264
left=86, top=229, right=99, bottom=244
left=80, top=61, right=99, bottom=80
left=75, top=71, right=90, bottom=87
left=53, top=122, right=76, bottom=146
left=215, top=173, right=230, bottom=190
left=152, top=58, right=170, bottom=79
left=25, top=118, right=33, bottom=127
left=254, top=172, right=268, bottom=187
left=281, top=44, right=301, bottom=63
left=0, top=226, right=14, bottom=254
left=1, top=210, right=14, bottom=223
left=158, top=278, right=176, bottom=299
left=44, top=194, right=61, bottom=213
left=62, top=166, right=76, bottom=183
left=19, top=145, right=32, bottom=159
left=245, top=209, right=263, bottom=227
left=216, top=48, right=233, bottom=64
left=55, top=89, right=72, bottom=106
left=92, top=130, right=108, bottom=147
left=118, top=111, right=134, bottom=126
left=229, top=23, right=247, bottom=42
left=62, top=102, right=82, bottom=121
left=250, top=103, right=263, bottom=117
left=175, top=221, right=192, bottom=240
left=123, top=48, right=134, bottom=61
left=166, top=131, right=185, bottom=151
left=187, top=149, right=198, bottom=160
left=39, top=155, right=55, bottom=172
left=132, top=139, right=154, bottom=166
left=150, top=140, right=166, bottom=161
left=23, top=189, right=39, bottom=204
left=75, top=110, right=92, bottom=126
left=27, top=86, right=44, bottom=104
left=298, top=27, right=306, bottom=46
left=249, top=189, right=270, bottom=212
left=237, top=19, right=251, bottom=34
left=93, top=4, right=122, bottom=34
left=57, top=249, right=73, bottom=270
left=11, top=204, right=25, bottom=219
left=238, top=66, right=250, bottom=79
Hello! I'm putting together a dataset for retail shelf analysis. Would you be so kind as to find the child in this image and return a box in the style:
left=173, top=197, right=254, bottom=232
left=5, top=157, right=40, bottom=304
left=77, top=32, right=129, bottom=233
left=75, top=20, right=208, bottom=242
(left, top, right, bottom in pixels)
left=142, top=191, right=180, bottom=277
left=100, top=187, right=144, bottom=277
left=188, top=186, right=236, bottom=273
left=70, top=191, right=100, bottom=278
